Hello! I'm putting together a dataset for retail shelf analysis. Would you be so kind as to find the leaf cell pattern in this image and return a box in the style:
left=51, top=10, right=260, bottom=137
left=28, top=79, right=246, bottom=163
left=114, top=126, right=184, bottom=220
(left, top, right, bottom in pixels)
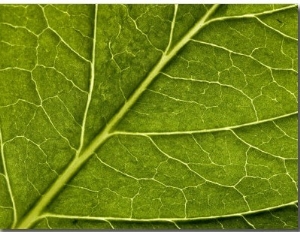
left=0, top=4, right=298, bottom=229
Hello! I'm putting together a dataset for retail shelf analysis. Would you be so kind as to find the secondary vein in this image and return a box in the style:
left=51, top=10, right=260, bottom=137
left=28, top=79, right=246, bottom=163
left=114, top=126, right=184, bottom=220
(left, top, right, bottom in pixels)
left=77, top=5, right=98, bottom=156
left=39, top=200, right=298, bottom=222
left=0, top=128, right=17, bottom=228
left=112, top=111, right=298, bottom=136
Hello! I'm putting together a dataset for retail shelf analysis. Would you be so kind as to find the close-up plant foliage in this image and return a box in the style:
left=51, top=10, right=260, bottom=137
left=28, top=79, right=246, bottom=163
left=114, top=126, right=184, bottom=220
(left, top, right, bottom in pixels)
left=0, top=4, right=298, bottom=229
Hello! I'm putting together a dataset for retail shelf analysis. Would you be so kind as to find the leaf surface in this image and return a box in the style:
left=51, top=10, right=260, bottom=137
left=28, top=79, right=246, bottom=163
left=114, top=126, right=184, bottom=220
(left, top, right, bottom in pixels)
left=0, top=4, right=298, bottom=229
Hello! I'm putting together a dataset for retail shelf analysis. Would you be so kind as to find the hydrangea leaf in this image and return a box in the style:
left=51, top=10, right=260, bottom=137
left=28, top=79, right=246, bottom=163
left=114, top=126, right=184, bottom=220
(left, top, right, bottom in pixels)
left=0, top=4, right=297, bottom=229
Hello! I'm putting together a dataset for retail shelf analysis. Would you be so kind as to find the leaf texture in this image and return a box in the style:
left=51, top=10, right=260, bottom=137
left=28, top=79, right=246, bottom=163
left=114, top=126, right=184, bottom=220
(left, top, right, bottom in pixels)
left=0, top=4, right=298, bottom=229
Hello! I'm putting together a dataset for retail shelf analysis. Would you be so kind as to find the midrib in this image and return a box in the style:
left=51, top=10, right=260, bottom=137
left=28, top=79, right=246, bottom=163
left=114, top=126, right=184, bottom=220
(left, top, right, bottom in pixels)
left=14, top=4, right=220, bottom=229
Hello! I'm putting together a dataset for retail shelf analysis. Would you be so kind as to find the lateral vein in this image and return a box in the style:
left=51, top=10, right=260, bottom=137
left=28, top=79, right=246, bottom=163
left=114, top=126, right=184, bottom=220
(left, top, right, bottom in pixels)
left=77, top=5, right=98, bottom=156
left=39, top=200, right=298, bottom=222
left=0, top=128, right=17, bottom=228
left=112, top=111, right=298, bottom=136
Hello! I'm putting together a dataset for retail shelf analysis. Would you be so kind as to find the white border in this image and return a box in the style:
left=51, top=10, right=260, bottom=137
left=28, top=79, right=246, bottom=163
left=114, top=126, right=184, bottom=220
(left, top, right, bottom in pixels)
left=0, top=1, right=299, bottom=4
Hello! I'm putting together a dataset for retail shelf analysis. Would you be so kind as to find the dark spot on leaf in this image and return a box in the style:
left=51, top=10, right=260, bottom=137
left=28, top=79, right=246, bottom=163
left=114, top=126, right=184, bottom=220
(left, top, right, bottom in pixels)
left=72, top=219, right=78, bottom=224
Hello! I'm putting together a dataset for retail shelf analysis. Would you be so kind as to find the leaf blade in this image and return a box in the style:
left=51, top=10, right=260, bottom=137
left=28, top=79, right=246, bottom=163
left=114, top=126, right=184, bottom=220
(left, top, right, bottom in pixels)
left=0, top=4, right=297, bottom=229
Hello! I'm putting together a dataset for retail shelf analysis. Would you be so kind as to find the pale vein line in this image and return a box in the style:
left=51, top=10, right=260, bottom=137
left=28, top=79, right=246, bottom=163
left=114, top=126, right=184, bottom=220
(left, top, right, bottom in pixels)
left=95, top=154, right=139, bottom=181
left=147, top=136, right=233, bottom=189
left=77, top=4, right=98, bottom=156
left=56, top=96, right=81, bottom=126
left=0, top=98, right=38, bottom=109
left=272, top=121, right=297, bottom=141
left=124, top=5, right=163, bottom=53
left=0, top=206, right=13, bottom=210
left=40, top=106, right=76, bottom=151
left=241, top=215, right=256, bottom=229
left=38, top=65, right=88, bottom=94
left=164, top=4, right=178, bottom=54
left=105, top=220, right=115, bottom=229
left=205, top=5, right=297, bottom=41
left=254, top=17, right=297, bottom=42
left=190, top=39, right=297, bottom=73
left=0, top=128, right=17, bottom=228
left=45, top=218, right=52, bottom=229
left=66, top=184, right=98, bottom=193
left=230, top=130, right=295, bottom=160
left=95, top=154, right=188, bottom=194
left=212, top=5, right=297, bottom=19
left=112, top=111, right=298, bottom=136
left=39, top=200, right=298, bottom=222
left=160, top=72, right=259, bottom=120
left=49, top=28, right=90, bottom=63
left=39, top=5, right=91, bottom=63
left=27, top=54, right=78, bottom=150
left=0, top=66, right=32, bottom=73
left=283, top=159, right=298, bottom=191
left=172, top=221, right=181, bottom=229
left=148, top=89, right=207, bottom=108
left=42, top=95, right=81, bottom=127
left=0, top=22, right=38, bottom=37
left=217, top=219, right=224, bottom=229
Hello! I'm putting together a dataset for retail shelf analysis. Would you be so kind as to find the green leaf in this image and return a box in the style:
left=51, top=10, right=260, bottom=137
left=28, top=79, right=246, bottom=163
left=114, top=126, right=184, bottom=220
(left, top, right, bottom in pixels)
left=0, top=4, right=298, bottom=229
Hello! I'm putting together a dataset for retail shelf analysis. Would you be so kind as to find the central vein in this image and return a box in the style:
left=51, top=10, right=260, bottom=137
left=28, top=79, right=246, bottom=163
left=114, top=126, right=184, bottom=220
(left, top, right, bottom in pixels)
left=15, top=4, right=220, bottom=229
